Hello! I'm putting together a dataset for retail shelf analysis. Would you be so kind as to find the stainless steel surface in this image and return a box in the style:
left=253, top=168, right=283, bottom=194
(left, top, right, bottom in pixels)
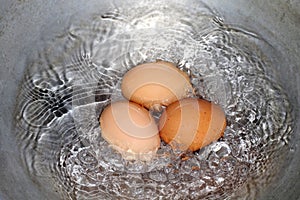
left=0, top=0, right=299, bottom=199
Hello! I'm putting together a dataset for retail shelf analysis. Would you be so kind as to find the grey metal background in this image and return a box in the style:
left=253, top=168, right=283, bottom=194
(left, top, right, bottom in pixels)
left=0, top=0, right=299, bottom=199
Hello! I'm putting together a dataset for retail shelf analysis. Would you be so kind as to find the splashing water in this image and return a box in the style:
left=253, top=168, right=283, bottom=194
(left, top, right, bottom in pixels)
left=14, top=1, right=293, bottom=199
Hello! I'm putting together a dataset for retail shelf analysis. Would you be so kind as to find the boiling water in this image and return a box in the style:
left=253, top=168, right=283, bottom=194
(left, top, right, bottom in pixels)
left=14, top=1, right=294, bottom=199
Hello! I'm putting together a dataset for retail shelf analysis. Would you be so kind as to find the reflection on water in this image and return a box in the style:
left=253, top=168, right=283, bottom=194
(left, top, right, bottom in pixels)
left=14, top=1, right=293, bottom=199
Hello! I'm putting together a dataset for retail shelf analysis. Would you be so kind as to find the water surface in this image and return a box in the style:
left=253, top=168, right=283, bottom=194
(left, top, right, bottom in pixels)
left=14, top=1, right=293, bottom=199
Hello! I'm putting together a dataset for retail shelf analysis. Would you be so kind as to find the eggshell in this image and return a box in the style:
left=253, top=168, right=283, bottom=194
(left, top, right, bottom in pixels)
left=121, top=61, right=193, bottom=109
left=100, top=101, right=160, bottom=161
left=159, top=98, right=226, bottom=152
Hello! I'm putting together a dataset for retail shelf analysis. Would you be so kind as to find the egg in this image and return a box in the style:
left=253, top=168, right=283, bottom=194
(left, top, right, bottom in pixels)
left=99, top=100, right=160, bottom=161
left=159, top=98, right=226, bottom=152
left=121, top=61, right=193, bottom=109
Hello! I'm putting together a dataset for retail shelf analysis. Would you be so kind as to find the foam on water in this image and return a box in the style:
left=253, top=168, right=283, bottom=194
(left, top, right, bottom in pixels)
left=14, top=1, right=293, bottom=199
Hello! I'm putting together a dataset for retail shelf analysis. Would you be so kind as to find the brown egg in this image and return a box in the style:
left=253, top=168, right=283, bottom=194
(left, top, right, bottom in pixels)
left=121, top=61, right=193, bottom=109
left=159, top=98, right=226, bottom=152
left=100, top=101, right=160, bottom=161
